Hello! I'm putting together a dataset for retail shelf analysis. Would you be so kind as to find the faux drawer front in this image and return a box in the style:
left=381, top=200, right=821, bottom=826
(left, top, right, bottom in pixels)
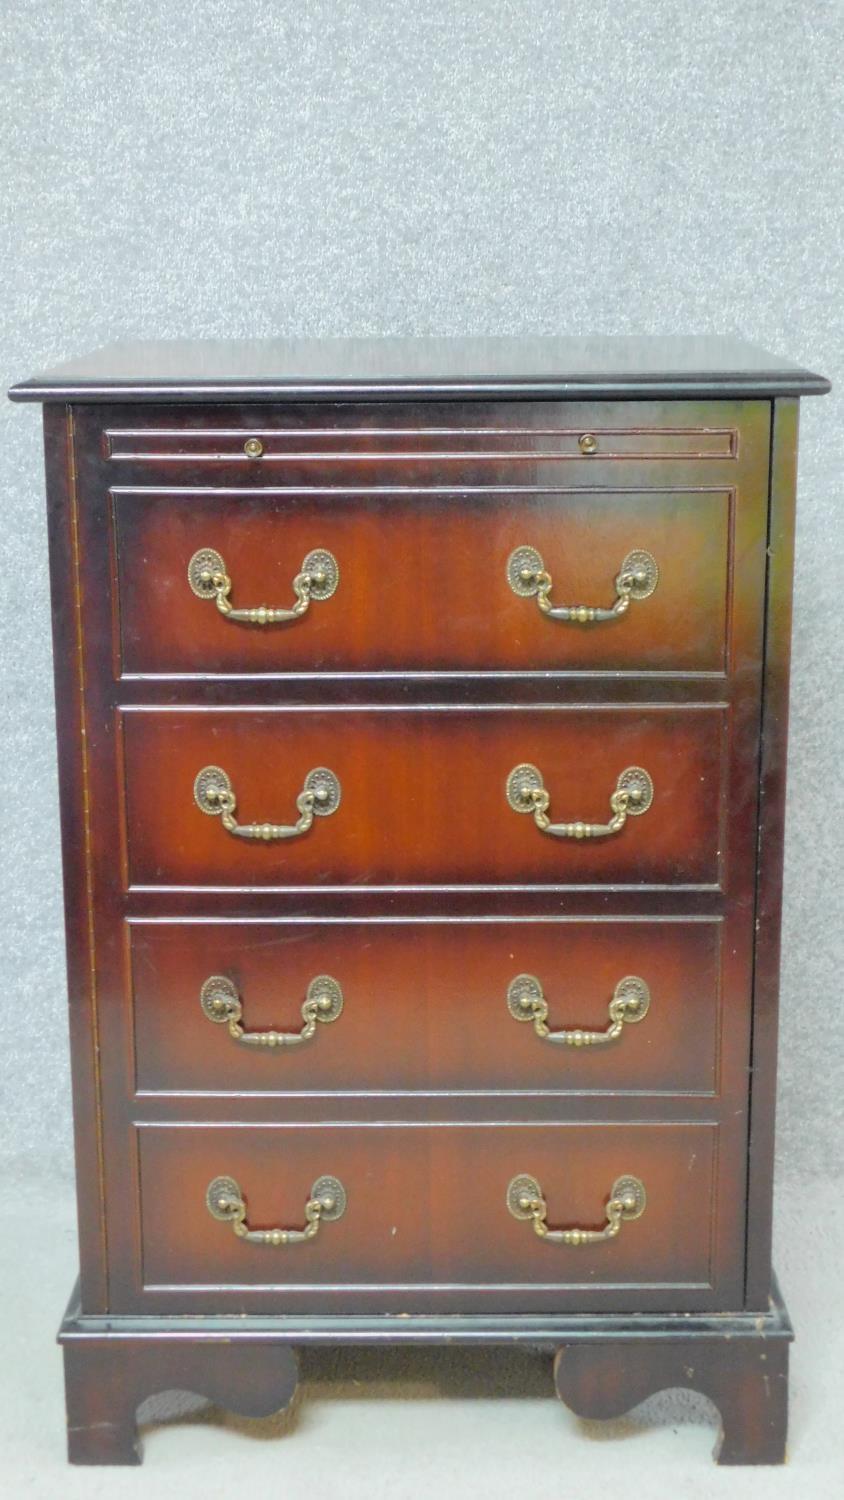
left=113, top=486, right=734, bottom=676
left=130, top=918, right=722, bottom=1096
left=105, top=401, right=739, bottom=467
left=120, top=706, right=725, bottom=890
left=135, top=1121, right=734, bottom=1310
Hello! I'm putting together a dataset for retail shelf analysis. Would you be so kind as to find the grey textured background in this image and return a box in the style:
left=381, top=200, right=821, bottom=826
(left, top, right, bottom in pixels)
left=1, top=0, right=842, bottom=1188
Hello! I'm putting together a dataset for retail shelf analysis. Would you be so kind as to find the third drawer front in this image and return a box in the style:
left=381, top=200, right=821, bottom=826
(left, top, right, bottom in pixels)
left=120, top=705, right=726, bottom=888
left=130, top=918, right=722, bottom=1096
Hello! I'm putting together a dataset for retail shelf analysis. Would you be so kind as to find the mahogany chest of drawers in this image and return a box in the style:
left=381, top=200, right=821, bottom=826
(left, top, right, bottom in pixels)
left=10, top=336, right=829, bottom=1465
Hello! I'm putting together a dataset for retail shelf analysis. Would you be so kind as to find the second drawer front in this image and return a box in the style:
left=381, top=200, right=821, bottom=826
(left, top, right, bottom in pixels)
left=120, top=705, right=726, bottom=889
left=129, top=918, right=722, bottom=1096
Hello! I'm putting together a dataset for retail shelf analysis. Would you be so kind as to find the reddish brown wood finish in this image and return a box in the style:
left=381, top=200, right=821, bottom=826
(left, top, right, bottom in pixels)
left=744, top=399, right=799, bottom=1308
left=103, top=408, right=738, bottom=463
left=42, top=406, right=109, bottom=1310
left=135, top=1120, right=729, bottom=1310
left=93, top=396, right=770, bottom=678
left=554, top=1334, right=789, bottom=1464
left=129, top=917, right=722, bottom=1097
left=44, top=392, right=771, bottom=1325
left=57, top=1280, right=792, bottom=1466
left=48, top=391, right=769, bottom=1333
left=114, top=486, right=733, bottom=676
left=120, top=705, right=727, bottom=889
left=64, top=1335, right=298, bottom=1464
left=18, top=341, right=825, bottom=1465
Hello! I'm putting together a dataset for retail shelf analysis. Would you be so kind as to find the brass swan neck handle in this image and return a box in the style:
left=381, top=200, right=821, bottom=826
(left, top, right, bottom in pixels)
left=507, top=546, right=658, bottom=623
left=506, top=764, right=653, bottom=840
left=507, top=1174, right=646, bottom=1246
left=200, top=973, right=343, bottom=1048
left=188, top=547, right=338, bottom=625
left=206, top=1175, right=346, bottom=1246
left=194, top=765, right=341, bottom=842
left=507, top=974, right=650, bottom=1045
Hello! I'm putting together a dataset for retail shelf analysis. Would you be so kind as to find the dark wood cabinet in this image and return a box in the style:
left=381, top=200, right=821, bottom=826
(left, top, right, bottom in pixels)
left=9, top=336, right=829, bottom=1465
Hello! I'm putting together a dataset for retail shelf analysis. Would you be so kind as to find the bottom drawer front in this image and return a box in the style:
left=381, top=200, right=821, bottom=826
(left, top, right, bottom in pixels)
left=136, top=1122, right=730, bottom=1305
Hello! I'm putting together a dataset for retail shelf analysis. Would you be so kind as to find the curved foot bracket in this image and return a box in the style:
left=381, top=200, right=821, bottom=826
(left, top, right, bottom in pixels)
left=63, top=1338, right=299, bottom=1465
left=554, top=1334, right=789, bottom=1465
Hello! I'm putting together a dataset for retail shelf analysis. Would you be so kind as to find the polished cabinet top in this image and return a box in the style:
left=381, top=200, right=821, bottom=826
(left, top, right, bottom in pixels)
left=9, top=335, right=830, bottom=402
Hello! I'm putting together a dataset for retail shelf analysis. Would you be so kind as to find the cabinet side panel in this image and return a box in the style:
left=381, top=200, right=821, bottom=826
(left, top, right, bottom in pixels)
left=745, top=398, right=798, bottom=1308
left=43, top=404, right=109, bottom=1310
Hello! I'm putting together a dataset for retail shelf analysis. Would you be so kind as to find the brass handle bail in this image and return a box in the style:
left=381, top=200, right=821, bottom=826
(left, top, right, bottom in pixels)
left=507, top=546, right=658, bottom=624
left=188, top=546, right=338, bottom=626
left=194, top=765, right=341, bottom=842
left=506, top=764, right=653, bottom=840
left=200, top=973, right=344, bottom=1047
left=206, top=1174, right=346, bottom=1246
left=507, top=974, right=650, bottom=1045
left=507, top=1173, right=646, bottom=1245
